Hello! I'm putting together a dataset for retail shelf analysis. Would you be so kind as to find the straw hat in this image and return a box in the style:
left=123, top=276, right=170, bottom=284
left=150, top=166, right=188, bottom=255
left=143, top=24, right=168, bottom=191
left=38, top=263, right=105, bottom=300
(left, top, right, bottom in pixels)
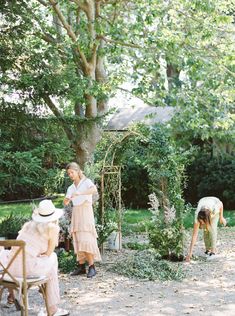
left=32, top=200, right=64, bottom=223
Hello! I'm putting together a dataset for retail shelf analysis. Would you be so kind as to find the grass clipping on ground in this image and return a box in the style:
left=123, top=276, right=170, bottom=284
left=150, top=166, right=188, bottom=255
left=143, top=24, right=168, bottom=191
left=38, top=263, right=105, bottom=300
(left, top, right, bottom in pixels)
left=108, top=249, right=185, bottom=281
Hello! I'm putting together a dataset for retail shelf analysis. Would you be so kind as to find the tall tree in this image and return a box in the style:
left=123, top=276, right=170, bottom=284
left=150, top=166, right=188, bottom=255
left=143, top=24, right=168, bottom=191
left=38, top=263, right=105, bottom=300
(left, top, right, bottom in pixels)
left=1, top=0, right=113, bottom=166
left=1, top=0, right=234, bottom=167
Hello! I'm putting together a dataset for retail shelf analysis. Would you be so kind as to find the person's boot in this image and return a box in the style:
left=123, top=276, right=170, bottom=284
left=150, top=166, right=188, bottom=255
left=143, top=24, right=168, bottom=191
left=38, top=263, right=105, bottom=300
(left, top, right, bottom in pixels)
left=87, top=264, right=96, bottom=278
left=70, top=263, right=86, bottom=276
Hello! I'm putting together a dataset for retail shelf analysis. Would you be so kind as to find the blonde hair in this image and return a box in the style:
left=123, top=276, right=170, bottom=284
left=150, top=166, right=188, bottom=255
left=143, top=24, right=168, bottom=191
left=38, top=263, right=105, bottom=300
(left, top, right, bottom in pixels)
left=20, top=221, right=59, bottom=241
left=66, top=162, right=80, bottom=171
left=66, top=162, right=83, bottom=177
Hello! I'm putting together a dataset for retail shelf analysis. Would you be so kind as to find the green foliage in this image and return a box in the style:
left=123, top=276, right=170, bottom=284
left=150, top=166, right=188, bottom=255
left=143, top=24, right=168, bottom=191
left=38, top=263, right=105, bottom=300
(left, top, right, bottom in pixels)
left=123, top=242, right=149, bottom=251
left=0, top=149, right=70, bottom=200
left=1, top=0, right=234, bottom=169
left=184, top=152, right=235, bottom=209
left=0, top=203, right=31, bottom=219
left=95, top=124, right=187, bottom=212
left=119, top=154, right=150, bottom=208
left=123, top=209, right=152, bottom=224
left=148, top=220, right=184, bottom=259
left=0, top=213, right=30, bottom=238
left=147, top=192, right=185, bottom=259
left=0, top=104, right=74, bottom=200
left=95, top=209, right=118, bottom=246
left=141, top=124, right=187, bottom=216
left=95, top=124, right=186, bottom=257
left=110, top=249, right=185, bottom=281
left=0, top=150, right=44, bottom=200
left=121, top=209, right=151, bottom=236
left=57, top=250, right=77, bottom=273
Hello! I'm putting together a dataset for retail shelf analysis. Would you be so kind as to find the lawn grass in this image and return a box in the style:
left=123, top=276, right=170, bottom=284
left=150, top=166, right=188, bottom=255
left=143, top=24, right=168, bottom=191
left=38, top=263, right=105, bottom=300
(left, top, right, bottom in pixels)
left=0, top=196, right=64, bottom=221
left=0, top=200, right=234, bottom=230
left=0, top=203, right=32, bottom=218
left=123, top=209, right=152, bottom=223
left=183, top=209, right=235, bottom=228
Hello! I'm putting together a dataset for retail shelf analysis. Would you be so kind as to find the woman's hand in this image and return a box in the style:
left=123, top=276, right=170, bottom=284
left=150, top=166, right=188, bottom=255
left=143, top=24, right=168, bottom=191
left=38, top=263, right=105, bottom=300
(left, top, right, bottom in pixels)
left=71, top=192, right=80, bottom=199
left=63, top=198, right=71, bottom=206
left=219, top=217, right=227, bottom=226
left=39, top=253, right=48, bottom=257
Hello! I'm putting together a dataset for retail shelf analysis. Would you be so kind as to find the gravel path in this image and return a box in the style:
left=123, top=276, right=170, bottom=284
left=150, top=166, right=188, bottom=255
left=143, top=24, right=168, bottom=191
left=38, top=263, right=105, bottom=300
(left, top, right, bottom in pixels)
left=1, top=227, right=235, bottom=316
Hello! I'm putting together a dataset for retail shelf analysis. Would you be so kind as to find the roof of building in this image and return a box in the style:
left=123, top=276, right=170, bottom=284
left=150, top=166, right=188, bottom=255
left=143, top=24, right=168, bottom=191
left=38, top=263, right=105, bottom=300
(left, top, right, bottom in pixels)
left=106, top=104, right=175, bottom=130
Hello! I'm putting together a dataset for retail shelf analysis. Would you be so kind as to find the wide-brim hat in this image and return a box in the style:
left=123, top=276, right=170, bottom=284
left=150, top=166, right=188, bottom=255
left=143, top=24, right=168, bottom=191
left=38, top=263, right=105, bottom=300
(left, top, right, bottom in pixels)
left=32, top=199, right=64, bottom=223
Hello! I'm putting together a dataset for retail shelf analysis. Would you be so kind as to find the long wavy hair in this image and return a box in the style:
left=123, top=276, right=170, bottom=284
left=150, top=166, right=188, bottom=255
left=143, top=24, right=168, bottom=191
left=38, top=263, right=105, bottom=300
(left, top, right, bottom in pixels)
left=197, top=207, right=212, bottom=229
left=19, top=221, right=59, bottom=241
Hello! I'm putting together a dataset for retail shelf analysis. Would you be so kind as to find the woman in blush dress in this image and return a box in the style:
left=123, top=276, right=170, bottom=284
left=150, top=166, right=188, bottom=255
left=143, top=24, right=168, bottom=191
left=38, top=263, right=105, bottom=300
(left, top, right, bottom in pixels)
left=0, top=199, right=69, bottom=316
left=64, top=162, right=101, bottom=278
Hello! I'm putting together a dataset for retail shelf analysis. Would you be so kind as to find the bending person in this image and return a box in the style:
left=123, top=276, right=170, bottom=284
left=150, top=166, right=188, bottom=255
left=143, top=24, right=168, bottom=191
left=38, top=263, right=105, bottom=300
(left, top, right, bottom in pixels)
left=64, top=162, right=101, bottom=278
left=186, top=196, right=226, bottom=262
left=0, top=199, right=69, bottom=316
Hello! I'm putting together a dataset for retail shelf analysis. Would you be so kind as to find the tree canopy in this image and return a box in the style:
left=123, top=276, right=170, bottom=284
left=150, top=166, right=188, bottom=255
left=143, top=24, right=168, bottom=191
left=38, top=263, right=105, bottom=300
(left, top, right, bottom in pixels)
left=0, top=0, right=234, bottom=166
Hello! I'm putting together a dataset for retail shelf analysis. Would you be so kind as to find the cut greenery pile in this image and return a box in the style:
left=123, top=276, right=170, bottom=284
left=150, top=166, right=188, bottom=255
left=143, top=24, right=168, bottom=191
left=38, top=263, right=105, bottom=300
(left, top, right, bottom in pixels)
left=109, top=249, right=185, bottom=281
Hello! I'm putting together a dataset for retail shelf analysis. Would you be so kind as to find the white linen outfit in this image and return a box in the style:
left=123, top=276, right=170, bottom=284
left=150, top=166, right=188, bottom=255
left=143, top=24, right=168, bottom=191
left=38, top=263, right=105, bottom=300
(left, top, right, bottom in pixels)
left=194, top=196, right=222, bottom=250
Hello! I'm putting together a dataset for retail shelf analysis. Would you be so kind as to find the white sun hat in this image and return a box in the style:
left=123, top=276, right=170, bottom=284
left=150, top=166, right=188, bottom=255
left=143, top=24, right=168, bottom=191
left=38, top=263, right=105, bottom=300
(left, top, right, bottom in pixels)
left=32, top=199, right=64, bottom=223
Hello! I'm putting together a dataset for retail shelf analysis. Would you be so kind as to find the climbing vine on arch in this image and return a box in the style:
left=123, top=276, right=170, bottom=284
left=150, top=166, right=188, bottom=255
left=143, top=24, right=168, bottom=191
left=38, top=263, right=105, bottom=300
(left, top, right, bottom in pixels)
left=97, top=123, right=187, bottom=259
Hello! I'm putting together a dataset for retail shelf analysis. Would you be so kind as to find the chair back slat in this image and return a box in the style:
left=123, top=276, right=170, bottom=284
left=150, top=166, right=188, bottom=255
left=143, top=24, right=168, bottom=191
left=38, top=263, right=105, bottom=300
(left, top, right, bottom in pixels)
left=0, top=239, right=28, bottom=314
left=0, top=247, right=23, bottom=285
left=0, top=239, right=49, bottom=316
left=0, top=240, right=25, bottom=248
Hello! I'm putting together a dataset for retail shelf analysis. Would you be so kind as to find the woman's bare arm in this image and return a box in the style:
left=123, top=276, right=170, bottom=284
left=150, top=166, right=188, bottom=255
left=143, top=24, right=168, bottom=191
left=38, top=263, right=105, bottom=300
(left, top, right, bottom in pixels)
left=186, top=222, right=200, bottom=262
left=219, top=201, right=226, bottom=226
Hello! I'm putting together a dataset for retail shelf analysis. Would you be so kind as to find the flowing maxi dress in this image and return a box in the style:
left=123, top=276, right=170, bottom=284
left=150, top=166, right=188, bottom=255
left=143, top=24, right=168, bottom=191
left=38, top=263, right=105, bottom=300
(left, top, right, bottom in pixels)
left=65, top=177, right=101, bottom=262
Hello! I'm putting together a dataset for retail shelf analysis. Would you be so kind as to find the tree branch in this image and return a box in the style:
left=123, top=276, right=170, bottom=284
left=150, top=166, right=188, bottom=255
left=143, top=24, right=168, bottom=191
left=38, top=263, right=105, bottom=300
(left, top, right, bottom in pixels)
left=117, top=87, right=155, bottom=106
left=42, top=94, right=75, bottom=141
left=70, top=0, right=88, bottom=12
left=176, top=9, right=235, bottom=34
left=48, top=0, right=89, bottom=69
left=37, top=32, right=58, bottom=44
left=90, top=42, right=98, bottom=68
left=97, top=35, right=142, bottom=49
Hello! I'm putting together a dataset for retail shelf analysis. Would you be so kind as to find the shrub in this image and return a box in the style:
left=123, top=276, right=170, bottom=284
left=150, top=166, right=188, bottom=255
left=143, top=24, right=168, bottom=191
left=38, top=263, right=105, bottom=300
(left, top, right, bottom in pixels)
left=148, top=221, right=184, bottom=259
left=148, top=193, right=184, bottom=260
left=95, top=209, right=118, bottom=246
left=121, top=163, right=150, bottom=208
left=184, top=153, right=235, bottom=209
left=0, top=213, right=30, bottom=238
left=0, top=151, right=46, bottom=200
left=57, top=250, right=77, bottom=273
left=0, top=104, right=74, bottom=201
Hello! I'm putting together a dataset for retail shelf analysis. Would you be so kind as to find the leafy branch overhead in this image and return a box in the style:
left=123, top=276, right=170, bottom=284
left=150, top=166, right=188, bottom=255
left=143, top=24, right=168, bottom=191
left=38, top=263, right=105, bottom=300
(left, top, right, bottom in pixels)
left=1, top=0, right=234, bottom=166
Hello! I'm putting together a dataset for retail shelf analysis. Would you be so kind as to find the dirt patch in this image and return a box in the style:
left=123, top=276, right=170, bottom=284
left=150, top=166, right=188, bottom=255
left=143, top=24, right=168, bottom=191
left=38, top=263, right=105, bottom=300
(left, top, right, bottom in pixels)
left=1, top=227, right=235, bottom=315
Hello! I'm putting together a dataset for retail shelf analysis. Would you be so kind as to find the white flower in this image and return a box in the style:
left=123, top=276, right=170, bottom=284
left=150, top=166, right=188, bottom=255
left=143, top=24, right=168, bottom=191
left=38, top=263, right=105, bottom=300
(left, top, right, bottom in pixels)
left=164, top=205, right=176, bottom=225
left=148, top=193, right=160, bottom=215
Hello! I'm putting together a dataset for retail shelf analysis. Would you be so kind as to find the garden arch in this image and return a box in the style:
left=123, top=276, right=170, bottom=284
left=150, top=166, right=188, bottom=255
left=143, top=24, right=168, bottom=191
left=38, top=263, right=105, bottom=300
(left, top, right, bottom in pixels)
left=99, top=125, right=185, bottom=259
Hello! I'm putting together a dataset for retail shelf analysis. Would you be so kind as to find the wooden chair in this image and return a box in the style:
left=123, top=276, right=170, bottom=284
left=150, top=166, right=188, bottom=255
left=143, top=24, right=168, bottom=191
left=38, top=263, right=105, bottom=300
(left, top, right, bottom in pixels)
left=0, top=240, right=50, bottom=316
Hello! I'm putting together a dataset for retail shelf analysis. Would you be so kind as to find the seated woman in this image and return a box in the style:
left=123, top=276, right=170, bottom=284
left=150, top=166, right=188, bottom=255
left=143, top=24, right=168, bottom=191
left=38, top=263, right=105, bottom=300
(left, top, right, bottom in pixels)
left=186, top=196, right=226, bottom=262
left=0, top=199, right=69, bottom=316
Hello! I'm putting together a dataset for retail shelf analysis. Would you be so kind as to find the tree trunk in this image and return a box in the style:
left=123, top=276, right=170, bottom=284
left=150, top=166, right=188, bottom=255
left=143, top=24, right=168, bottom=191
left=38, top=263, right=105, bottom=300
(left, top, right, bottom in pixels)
left=74, top=122, right=101, bottom=168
